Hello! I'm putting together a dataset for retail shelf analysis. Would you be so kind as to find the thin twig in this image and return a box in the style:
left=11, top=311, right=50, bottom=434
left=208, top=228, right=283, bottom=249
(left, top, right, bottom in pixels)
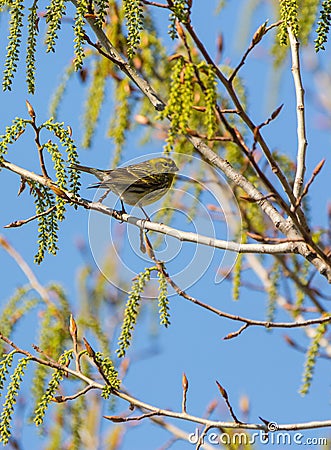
left=223, top=323, right=250, bottom=340
left=196, top=425, right=212, bottom=450
left=295, top=159, right=325, bottom=208
left=141, top=0, right=168, bottom=7
left=149, top=416, right=216, bottom=450
left=215, top=381, right=241, bottom=424
left=229, top=21, right=282, bottom=83
left=184, top=20, right=297, bottom=208
left=54, top=385, right=96, bottom=402
left=246, top=253, right=331, bottom=356
left=69, top=315, right=81, bottom=372
left=0, top=235, right=52, bottom=306
left=4, top=205, right=56, bottom=228
left=26, top=100, right=50, bottom=179
left=284, top=335, right=331, bottom=360
left=83, top=337, right=112, bottom=386
left=104, top=411, right=160, bottom=422
left=182, top=373, right=188, bottom=413
left=75, top=2, right=165, bottom=111
left=32, top=344, right=60, bottom=365
left=275, top=255, right=325, bottom=312
left=246, top=232, right=304, bottom=244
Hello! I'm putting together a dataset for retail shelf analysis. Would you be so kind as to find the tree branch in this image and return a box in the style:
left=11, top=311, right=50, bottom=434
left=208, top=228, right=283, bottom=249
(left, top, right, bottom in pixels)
left=0, top=159, right=303, bottom=256
left=143, top=232, right=331, bottom=331
left=1, top=333, right=331, bottom=432
left=72, top=0, right=165, bottom=112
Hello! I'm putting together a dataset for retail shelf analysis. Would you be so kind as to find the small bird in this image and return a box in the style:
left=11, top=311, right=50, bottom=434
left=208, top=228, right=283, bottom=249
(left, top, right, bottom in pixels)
left=72, top=157, right=178, bottom=218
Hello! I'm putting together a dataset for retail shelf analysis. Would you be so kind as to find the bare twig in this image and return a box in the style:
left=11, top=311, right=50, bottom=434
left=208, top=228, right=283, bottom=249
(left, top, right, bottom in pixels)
left=215, top=381, right=241, bottom=424
left=0, top=235, right=52, bottom=306
left=104, top=411, right=160, bottom=422
left=229, top=21, right=282, bottom=83
left=295, top=159, right=325, bottom=208
left=284, top=335, right=331, bottom=360
left=252, top=104, right=284, bottom=151
left=69, top=315, right=81, bottom=372
left=142, top=0, right=168, bottom=7
left=223, top=323, right=250, bottom=340
left=149, top=416, right=216, bottom=450
left=196, top=425, right=212, bottom=450
left=4, top=205, right=56, bottom=228
left=275, top=255, right=325, bottom=312
left=83, top=337, right=113, bottom=387
left=26, top=100, right=50, bottom=179
left=182, top=373, right=188, bottom=413
left=73, top=2, right=165, bottom=112
left=246, top=254, right=331, bottom=356
left=32, top=344, right=60, bottom=365
left=288, top=28, right=308, bottom=201
left=183, top=20, right=297, bottom=209
left=54, top=385, right=96, bottom=402
left=246, top=232, right=304, bottom=244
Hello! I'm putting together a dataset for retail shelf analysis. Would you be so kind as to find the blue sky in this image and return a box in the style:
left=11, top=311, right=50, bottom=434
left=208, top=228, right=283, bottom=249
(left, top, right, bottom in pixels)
left=0, top=1, right=331, bottom=448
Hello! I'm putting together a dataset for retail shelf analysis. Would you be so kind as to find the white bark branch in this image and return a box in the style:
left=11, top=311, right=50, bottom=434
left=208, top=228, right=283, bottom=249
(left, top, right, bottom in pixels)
left=288, top=28, right=308, bottom=201
left=0, top=159, right=300, bottom=255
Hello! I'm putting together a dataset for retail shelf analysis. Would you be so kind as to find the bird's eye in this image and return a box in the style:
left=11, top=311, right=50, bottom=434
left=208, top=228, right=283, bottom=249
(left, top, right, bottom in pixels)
left=157, top=160, right=169, bottom=170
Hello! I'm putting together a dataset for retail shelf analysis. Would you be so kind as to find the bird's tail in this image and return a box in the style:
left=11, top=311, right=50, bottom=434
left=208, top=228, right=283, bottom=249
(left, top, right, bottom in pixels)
left=71, top=163, right=103, bottom=180
left=87, top=182, right=103, bottom=189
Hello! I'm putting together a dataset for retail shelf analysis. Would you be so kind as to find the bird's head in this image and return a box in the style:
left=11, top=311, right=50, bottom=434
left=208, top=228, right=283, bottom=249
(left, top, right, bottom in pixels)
left=152, top=157, right=179, bottom=173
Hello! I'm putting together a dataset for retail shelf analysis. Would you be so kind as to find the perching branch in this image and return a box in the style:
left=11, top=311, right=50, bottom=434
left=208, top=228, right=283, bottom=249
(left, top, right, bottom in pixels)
left=0, top=159, right=305, bottom=256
